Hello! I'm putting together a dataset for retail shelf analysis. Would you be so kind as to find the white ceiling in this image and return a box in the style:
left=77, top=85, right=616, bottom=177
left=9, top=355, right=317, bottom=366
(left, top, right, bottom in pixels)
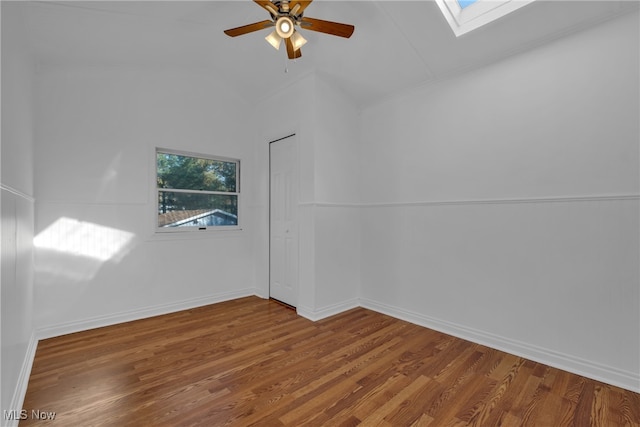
left=19, top=0, right=639, bottom=109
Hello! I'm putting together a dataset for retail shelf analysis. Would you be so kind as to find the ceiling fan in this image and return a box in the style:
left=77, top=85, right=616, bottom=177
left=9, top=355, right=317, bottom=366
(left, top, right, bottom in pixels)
left=224, top=0, right=354, bottom=59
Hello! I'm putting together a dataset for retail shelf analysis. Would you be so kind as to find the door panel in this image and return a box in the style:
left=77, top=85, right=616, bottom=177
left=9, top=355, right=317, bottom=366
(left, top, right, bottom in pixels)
left=270, top=136, right=298, bottom=307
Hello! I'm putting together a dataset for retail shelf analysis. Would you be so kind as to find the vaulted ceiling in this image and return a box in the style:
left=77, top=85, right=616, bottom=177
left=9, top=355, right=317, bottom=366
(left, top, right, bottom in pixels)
left=18, top=0, right=639, bottom=109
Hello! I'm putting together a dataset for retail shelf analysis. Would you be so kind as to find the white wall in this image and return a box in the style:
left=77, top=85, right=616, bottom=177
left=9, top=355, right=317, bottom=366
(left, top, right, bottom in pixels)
left=251, top=72, right=316, bottom=310
left=359, top=11, right=639, bottom=391
left=253, top=73, right=361, bottom=319
left=312, top=76, right=360, bottom=315
left=1, top=2, right=37, bottom=418
left=33, top=64, right=258, bottom=337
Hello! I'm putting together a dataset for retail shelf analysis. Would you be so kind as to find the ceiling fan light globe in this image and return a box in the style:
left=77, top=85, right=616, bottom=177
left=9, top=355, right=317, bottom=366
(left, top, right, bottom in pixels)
left=275, top=16, right=295, bottom=39
left=290, top=31, right=307, bottom=51
left=265, top=30, right=282, bottom=50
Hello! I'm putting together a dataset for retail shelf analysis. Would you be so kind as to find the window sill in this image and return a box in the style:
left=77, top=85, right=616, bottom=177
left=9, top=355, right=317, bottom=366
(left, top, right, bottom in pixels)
left=147, top=227, right=245, bottom=242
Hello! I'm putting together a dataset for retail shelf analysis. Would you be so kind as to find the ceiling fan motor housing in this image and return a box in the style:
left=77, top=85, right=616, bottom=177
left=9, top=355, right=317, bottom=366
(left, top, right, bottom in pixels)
left=272, top=1, right=302, bottom=23
left=274, top=1, right=290, bottom=14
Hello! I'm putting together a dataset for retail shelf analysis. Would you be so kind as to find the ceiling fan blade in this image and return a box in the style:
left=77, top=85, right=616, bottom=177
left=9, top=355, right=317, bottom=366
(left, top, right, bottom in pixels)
left=286, top=38, right=302, bottom=59
left=300, top=17, right=354, bottom=38
left=224, top=20, right=274, bottom=37
left=254, top=0, right=278, bottom=15
left=289, top=0, right=313, bottom=17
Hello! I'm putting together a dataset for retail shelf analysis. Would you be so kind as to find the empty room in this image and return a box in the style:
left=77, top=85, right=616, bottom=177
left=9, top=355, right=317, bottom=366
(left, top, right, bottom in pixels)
left=2, top=0, right=639, bottom=425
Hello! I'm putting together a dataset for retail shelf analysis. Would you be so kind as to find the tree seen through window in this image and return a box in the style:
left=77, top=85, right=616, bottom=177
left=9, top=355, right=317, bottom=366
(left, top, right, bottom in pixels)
left=156, top=150, right=239, bottom=228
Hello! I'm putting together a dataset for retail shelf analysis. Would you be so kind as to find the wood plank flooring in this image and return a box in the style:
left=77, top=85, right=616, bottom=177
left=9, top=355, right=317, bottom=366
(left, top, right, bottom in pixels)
left=21, top=297, right=640, bottom=426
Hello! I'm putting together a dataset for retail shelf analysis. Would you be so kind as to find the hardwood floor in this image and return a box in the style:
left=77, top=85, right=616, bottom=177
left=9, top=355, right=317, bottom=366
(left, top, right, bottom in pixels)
left=21, top=297, right=639, bottom=426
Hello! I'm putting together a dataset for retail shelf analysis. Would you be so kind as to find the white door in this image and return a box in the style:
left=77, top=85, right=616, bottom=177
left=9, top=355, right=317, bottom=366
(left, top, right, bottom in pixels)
left=270, top=136, right=298, bottom=307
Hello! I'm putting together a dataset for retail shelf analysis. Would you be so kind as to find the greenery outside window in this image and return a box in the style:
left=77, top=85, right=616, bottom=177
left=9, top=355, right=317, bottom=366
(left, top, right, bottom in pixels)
left=156, top=149, right=240, bottom=231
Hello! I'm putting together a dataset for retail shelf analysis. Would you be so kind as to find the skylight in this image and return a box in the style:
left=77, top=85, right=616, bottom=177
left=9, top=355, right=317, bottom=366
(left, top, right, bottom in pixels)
left=457, top=0, right=479, bottom=9
left=436, top=0, right=536, bottom=37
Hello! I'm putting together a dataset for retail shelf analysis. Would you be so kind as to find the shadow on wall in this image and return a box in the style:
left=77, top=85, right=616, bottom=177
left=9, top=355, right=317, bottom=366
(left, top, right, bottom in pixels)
left=34, top=217, right=136, bottom=283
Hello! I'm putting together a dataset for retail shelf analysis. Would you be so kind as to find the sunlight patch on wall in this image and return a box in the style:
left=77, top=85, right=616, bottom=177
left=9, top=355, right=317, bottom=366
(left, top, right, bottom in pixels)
left=34, top=217, right=135, bottom=262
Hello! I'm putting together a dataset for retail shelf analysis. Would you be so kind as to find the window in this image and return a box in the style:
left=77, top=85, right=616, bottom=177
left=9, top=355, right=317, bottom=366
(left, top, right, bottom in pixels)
left=156, top=149, right=240, bottom=231
left=436, top=0, right=536, bottom=37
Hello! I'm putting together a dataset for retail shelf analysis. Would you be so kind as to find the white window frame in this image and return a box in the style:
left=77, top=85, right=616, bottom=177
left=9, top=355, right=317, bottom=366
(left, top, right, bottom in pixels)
left=436, top=0, right=536, bottom=37
left=155, top=148, right=241, bottom=233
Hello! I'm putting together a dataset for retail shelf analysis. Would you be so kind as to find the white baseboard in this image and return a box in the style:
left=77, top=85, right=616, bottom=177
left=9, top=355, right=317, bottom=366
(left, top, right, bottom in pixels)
left=3, top=331, right=38, bottom=427
left=297, top=298, right=360, bottom=322
left=360, top=297, right=640, bottom=393
left=36, top=288, right=258, bottom=340
left=254, top=290, right=270, bottom=300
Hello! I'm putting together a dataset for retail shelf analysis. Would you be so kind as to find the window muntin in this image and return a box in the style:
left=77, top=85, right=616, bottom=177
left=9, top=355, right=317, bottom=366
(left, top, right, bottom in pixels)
left=156, top=149, right=239, bottom=231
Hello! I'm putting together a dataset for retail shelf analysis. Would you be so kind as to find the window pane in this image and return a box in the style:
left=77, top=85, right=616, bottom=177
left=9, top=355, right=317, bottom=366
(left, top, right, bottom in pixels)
left=157, top=152, right=237, bottom=192
left=158, top=191, right=238, bottom=227
left=457, top=0, right=478, bottom=8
